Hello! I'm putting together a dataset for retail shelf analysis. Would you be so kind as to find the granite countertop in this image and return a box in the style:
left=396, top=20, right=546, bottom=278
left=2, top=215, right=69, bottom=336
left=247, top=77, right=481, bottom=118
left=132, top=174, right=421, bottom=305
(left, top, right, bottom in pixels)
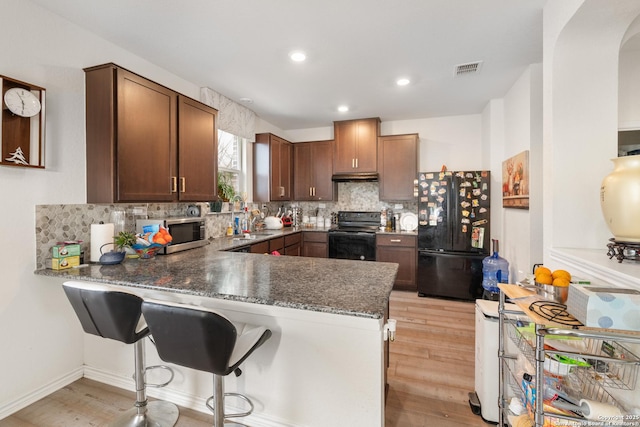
left=35, top=240, right=398, bottom=319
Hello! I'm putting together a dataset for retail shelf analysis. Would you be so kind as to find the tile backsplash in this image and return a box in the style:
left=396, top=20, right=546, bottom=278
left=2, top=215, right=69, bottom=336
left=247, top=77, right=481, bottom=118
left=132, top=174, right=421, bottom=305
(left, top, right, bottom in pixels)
left=35, top=182, right=416, bottom=269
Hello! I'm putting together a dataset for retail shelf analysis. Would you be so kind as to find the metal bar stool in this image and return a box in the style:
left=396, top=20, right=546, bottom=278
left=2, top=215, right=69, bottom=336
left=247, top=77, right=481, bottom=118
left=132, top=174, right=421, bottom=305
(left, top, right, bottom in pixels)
left=62, top=281, right=179, bottom=427
left=141, top=299, right=272, bottom=427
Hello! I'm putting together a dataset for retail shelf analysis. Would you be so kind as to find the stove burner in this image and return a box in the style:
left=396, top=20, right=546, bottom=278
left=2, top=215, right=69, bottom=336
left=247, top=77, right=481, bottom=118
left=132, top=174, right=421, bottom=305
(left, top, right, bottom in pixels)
left=527, top=301, right=583, bottom=327
left=607, top=238, right=640, bottom=263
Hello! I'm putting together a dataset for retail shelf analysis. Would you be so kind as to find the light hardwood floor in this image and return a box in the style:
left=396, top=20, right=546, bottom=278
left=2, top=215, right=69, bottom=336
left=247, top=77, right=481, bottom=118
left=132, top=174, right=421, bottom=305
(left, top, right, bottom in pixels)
left=1, top=291, right=490, bottom=426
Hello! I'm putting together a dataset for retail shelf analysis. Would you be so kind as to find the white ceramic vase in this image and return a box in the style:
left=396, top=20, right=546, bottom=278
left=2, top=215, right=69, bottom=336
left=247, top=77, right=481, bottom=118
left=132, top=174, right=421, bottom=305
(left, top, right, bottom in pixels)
left=600, top=154, right=640, bottom=242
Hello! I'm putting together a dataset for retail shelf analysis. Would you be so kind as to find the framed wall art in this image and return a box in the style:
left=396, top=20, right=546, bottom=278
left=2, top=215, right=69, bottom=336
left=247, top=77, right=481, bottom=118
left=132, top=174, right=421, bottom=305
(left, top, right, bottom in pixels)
left=502, top=150, right=529, bottom=209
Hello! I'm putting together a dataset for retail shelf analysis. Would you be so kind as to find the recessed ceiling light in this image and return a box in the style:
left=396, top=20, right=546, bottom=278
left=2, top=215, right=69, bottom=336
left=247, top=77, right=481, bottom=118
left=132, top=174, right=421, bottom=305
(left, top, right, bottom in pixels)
left=239, top=97, right=253, bottom=104
left=289, top=51, right=307, bottom=62
left=338, top=105, right=349, bottom=112
left=396, top=78, right=410, bottom=86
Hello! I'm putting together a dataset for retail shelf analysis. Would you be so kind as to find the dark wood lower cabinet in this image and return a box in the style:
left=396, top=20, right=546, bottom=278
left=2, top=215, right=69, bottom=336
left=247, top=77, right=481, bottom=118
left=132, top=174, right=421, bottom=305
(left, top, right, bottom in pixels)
left=376, top=234, right=417, bottom=291
left=284, top=233, right=301, bottom=256
left=250, top=240, right=269, bottom=254
left=302, top=232, right=328, bottom=258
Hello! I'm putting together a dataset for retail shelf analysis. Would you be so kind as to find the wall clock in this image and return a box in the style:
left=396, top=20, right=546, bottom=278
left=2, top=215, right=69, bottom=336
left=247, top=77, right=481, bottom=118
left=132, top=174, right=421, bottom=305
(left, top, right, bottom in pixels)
left=1, top=75, right=46, bottom=168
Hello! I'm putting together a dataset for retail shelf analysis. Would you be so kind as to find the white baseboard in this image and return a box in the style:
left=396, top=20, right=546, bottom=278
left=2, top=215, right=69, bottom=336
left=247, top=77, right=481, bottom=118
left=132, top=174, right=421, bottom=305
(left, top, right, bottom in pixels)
left=83, top=366, right=294, bottom=427
left=0, top=367, right=83, bottom=420
left=2, top=366, right=294, bottom=426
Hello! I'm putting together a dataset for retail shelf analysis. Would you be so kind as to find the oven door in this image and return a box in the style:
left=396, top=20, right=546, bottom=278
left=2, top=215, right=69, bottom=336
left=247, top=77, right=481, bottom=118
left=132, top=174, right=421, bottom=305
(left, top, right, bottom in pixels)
left=328, top=231, right=376, bottom=261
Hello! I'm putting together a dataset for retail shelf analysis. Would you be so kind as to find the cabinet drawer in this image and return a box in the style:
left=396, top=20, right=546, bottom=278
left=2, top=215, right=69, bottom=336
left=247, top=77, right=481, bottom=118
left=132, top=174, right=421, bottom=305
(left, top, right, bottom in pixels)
left=303, top=231, right=328, bottom=243
left=376, top=234, right=416, bottom=247
left=284, top=232, right=301, bottom=246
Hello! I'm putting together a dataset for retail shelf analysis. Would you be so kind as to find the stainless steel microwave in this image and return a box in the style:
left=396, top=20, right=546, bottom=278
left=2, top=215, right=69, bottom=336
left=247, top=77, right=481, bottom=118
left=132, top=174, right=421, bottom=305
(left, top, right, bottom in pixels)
left=136, top=217, right=207, bottom=254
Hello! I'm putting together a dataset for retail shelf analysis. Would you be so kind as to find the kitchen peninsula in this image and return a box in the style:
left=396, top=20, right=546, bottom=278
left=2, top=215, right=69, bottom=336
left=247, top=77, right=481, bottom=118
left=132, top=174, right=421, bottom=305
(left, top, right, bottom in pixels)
left=35, top=244, right=398, bottom=427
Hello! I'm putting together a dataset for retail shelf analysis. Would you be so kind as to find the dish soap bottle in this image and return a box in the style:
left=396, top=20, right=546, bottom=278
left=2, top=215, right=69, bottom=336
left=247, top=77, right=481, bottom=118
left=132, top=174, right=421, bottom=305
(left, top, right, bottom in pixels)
left=482, top=239, right=509, bottom=300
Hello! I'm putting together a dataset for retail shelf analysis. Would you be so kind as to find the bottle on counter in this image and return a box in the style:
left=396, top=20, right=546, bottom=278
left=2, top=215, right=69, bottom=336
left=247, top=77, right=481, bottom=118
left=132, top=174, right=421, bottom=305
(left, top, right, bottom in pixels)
left=482, top=239, right=509, bottom=300
left=381, top=209, right=387, bottom=229
left=226, top=222, right=234, bottom=237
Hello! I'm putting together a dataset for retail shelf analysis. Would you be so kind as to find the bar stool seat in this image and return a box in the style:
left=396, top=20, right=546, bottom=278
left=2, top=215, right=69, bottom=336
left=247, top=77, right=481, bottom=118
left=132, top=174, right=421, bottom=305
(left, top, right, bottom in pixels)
left=62, top=281, right=179, bottom=427
left=141, top=299, right=272, bottom=427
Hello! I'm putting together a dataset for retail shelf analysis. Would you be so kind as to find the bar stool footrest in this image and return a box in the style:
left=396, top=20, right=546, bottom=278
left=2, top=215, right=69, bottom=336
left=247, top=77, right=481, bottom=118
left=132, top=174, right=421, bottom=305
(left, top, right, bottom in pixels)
left=206, top=392, right=254, bottom=418
left=144, top=364, right=175, bottom=388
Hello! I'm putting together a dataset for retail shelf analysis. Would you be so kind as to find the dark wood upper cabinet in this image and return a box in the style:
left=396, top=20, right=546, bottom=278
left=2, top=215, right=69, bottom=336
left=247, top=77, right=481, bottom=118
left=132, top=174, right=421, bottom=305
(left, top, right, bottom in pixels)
left=294, top=140, right=334, bottom=201
left=254, top=133, right=293, bottom=202
left=85, top=63, right=217, bottom=203
left=177, top=96, right=218, bottom=201
left=378, top=133, right=419, bottom=201
left=333, top=117, right=380, bottom=173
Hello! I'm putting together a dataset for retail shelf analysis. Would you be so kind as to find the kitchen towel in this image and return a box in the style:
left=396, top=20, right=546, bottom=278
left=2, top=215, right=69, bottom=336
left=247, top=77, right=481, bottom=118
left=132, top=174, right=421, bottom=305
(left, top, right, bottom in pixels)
left=91, top=223, right=115, bottom=263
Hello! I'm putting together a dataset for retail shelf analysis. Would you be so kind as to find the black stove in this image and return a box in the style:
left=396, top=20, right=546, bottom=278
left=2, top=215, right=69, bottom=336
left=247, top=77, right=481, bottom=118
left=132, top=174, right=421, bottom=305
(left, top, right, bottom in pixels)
left=329, top=211, right=381, bottom=261
left=332, top=211, right=381, bottom=232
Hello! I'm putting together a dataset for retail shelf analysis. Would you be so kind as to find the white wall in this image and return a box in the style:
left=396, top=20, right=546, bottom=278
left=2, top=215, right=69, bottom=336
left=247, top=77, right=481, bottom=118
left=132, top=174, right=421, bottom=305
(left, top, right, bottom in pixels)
left=543, top=0, right=640, bottom=258
left=0, top=0, right=207, bottom=416
left=501, top=65, right=543, bottom=282
left=619, top=37, right=640, bottom=129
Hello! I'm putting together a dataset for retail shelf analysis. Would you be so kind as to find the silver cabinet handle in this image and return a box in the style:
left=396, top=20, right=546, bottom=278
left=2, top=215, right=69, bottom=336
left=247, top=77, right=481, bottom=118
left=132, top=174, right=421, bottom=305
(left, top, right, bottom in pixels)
left=171, top=176, right=177, bottom=193
left=390, top=239, right=402, bottom=243
left=180, top=177, right=186, bottom=193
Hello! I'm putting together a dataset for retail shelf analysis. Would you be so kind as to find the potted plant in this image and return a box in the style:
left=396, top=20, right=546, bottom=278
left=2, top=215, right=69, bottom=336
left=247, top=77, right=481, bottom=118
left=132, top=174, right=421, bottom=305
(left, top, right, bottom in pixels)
left=114, top=231, right=137, bottom=255
left=218, top=172, right=235, bottom=201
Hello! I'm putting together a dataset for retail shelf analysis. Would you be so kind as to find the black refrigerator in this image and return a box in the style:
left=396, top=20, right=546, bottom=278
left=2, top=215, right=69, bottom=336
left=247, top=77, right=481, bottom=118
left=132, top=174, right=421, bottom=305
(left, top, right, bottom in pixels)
left=417, top=170, right=490, bottom=301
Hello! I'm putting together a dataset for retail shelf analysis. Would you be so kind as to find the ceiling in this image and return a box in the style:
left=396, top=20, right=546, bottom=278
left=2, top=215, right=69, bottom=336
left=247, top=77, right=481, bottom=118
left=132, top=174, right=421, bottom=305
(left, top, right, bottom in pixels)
left=30, top=0, right=545, bottom=131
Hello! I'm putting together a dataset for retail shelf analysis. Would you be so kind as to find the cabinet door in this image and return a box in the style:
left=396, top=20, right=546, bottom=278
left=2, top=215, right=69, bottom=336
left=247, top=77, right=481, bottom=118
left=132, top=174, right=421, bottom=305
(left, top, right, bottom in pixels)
left=293, top=143, right=312, bottom=200
left=377, top=235, right=417, bottom=291
left=294, top=140, right=334, bottom=201
left=178, top=96, right=218, bottom=201
left=334, top=121, right=357, bottom=173
left=269, top=237, right=285, bottom=254
left=280, top=139, right=293, bottom=200
left=256, top=133, right=292, bottom=202
left=378, top=134, right=418, bottom=201
left=311, top=140, right=334, bottom=200
left=353, top=119, right=378, bottom=172
left=302, top=232, right=328, bottom=258
left=116, top=68, right=177, bottom=202
left=250, top=240, right=269, bottom=254
left=334, top=118, right=379, bottom=173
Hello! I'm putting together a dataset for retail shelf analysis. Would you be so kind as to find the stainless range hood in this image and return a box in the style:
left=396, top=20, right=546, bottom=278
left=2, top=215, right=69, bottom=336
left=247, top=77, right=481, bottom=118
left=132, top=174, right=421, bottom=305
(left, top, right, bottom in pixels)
left=331, top=172, right=379, bottom=182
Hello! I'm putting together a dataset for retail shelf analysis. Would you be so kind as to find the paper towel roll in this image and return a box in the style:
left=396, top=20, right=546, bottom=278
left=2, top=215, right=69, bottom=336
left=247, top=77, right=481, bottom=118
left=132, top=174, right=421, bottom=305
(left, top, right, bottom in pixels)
left=91, top=223, right=115, bottom=263
left=580, top=399, right=623, bottom=421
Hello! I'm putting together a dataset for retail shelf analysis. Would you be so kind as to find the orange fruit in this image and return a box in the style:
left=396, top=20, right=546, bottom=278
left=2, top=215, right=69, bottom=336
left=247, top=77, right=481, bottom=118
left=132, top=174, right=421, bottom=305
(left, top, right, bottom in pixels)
left=552, top=269, right=571, bottom=281
left=552, top=278, right=570, bottom=287
left=536, top=273, right=553, bottom=285
left=534, top=266, right=552, bottom=277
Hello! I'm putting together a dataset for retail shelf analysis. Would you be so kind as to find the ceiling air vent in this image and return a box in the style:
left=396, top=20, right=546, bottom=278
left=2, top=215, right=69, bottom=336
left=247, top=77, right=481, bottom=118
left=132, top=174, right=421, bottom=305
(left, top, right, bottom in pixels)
left=454, top=61, right=483, bottom=77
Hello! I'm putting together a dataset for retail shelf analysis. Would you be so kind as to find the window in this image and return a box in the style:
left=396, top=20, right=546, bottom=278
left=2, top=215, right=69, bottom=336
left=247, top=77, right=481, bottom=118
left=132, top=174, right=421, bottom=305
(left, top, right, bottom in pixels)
left=218, top=130, right=248, bottom=200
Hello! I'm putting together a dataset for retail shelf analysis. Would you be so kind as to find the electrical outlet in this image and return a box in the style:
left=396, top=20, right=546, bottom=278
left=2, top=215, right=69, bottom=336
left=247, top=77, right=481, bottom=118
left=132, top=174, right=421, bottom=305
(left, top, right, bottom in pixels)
left=132, top=206, right=147, bottom=216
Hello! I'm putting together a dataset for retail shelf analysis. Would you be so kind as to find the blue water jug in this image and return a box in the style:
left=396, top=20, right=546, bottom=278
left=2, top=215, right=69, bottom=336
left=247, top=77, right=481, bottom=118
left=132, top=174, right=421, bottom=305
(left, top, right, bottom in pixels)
left=482, top=239, right=509, bottom=298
